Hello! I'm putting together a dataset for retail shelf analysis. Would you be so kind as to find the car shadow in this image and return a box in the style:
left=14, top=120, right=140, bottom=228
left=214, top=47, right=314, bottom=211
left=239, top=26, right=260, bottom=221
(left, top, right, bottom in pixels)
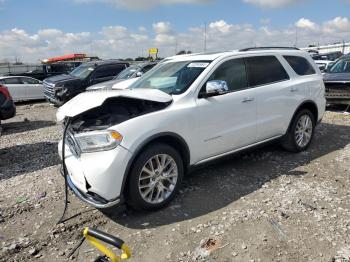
left=0, top=120, right=56, bottom=136
left=105, top=122, right=350, bottom=229
left=0, top=142, right=59, bottom=180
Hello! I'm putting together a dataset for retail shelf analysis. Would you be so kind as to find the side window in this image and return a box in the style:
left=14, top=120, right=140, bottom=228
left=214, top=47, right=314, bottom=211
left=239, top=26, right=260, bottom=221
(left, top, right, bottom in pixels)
left=94, top=65, right=125, bottom=79
left=22, top=77, right=40, bottom=84
left=4, top=78, right=22, bottom=84
left=245, top=56, right=289, bottom=87
left=142, top=64, right=155, bottom=73
left=94, top=66, right=110, bottom=79
left=207, top=58, right=248, bottom=92
left=284, top=56, right=316, bottom=76
left=110, top=64, right=127, bottom=76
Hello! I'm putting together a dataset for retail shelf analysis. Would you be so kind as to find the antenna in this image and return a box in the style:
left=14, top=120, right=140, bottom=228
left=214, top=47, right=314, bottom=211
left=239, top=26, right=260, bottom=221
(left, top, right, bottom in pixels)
left=294, top=27, right=298, bottom=47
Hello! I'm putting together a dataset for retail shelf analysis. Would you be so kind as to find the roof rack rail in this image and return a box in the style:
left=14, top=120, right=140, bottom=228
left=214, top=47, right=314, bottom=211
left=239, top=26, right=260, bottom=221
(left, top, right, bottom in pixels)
left=239, top=47, right=300, bottom=52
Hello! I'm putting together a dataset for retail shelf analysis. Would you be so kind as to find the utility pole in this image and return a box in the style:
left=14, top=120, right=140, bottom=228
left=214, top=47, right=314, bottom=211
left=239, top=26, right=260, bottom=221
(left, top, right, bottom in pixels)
left=204, top=22, right=207, bottom=53
left=294, top=27, right=298, bottom=47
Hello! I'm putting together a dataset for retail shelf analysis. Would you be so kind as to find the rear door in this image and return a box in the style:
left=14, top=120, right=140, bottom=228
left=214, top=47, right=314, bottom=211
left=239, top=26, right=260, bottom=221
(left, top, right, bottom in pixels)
left=245, top=55, right=299, bottom=141
left=3, top=77, right=26, bottom=101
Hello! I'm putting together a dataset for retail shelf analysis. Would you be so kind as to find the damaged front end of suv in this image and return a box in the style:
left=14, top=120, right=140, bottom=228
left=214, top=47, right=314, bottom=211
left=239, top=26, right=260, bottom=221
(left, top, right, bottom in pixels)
left=57, top=89, right=172, bottom=208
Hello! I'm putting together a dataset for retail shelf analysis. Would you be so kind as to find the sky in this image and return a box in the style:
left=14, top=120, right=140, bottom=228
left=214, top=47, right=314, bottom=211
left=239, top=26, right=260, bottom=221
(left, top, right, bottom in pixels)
left=0, top=0, right=350, bottom=62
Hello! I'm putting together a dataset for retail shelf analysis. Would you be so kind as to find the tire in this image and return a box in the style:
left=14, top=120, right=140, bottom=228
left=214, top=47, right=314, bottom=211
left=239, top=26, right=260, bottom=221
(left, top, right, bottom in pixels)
left=126, top=143, right=184, bottom=211
left=281, top=109, right=315, bottom=152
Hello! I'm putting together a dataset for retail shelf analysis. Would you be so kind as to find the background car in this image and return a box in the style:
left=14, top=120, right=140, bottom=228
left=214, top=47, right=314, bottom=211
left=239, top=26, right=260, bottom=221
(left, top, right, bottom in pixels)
left=0, top=84, right=16, bottom=134
left=312, top=51, right=343, bottom=61
left=86, top=62, right=158, bottom=91
left=323, top=54, right=350, bottom=105
left=314, top=60, right=335, bottom=72
left=0, top=76, right=44, bottom=102
left=43, top=60, right=129, bottom=105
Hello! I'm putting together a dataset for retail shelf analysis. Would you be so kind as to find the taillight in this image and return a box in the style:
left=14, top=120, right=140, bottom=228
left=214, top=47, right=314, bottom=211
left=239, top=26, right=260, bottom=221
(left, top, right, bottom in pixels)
left=0, top=85, right=11, bottom=99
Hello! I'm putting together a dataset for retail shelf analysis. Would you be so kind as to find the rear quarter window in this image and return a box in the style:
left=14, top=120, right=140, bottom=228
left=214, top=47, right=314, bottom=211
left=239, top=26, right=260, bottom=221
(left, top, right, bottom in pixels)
left=245, top=56, right=290, bottom=87
left=284, top=56, right=316, bottom=76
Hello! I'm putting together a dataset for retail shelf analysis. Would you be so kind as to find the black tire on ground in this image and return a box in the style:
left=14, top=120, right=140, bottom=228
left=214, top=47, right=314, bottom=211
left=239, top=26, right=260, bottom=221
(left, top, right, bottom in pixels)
left=281, top=109, right=316, bottom=153
left=126, top=143, right=184, bottom=211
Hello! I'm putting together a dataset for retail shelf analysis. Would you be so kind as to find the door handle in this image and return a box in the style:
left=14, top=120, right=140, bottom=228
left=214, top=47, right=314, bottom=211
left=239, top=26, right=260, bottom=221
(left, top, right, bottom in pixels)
left=290, top=87, right=298, bottom=92
left=242, top=97, right=254, bottom=103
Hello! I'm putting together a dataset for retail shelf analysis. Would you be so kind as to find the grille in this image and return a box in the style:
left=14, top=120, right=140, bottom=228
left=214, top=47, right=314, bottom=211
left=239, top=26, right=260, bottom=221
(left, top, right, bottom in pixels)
left=43, top=81, right=56, bottom=100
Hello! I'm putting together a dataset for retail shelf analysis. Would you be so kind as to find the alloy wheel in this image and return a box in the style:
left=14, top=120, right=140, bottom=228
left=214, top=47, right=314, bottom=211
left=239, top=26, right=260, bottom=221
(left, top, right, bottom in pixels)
left=294, top=114, right=313, bottom=148
left=138, top=154, right=178, bottom=204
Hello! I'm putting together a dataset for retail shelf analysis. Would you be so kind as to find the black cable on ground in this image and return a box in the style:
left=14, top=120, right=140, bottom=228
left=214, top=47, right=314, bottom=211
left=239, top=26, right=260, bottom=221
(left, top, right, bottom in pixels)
left=67, top=237, right=85, bottom=259
left=57, top=117, right=71, bottom=224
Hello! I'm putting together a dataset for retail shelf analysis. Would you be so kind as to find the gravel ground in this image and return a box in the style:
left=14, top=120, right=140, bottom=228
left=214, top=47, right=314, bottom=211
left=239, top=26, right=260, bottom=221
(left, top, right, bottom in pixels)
left=0, top=102, right=350, bottom=262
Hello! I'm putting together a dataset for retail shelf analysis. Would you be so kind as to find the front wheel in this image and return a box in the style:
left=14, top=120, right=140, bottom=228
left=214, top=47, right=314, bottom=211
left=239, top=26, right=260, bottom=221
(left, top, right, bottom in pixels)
left=126, top=143, right=184, bottom=211
left=281, top=109, right=315, bottom=152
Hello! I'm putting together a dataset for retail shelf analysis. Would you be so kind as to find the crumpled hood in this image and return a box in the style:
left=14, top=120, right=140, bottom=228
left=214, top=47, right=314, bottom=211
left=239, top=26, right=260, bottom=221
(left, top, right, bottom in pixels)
left=56, top=88, right=172, bottom=121
left=323, top=73, right=350, bottom=83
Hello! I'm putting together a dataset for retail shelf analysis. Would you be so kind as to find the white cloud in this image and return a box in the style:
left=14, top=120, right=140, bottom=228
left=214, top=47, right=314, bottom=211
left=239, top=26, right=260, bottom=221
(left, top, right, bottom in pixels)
left=74, top=0, right=211, bottom=10
left=323, top=16, right=350, bottom=33
left=295, top=18, right=319, bottom=31
left=209, top=20, right=234, bottom=34
left=153, top=22, right=172, bottom=34
left=1, top=16, right=350, bottom=63
left=243, top=0, right=307, bottom=8
left=138, top=26, right=147, bottom=33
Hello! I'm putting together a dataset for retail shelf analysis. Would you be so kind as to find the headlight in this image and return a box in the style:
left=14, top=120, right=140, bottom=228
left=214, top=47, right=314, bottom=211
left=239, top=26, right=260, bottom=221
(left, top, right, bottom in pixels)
left=74, top=130, right=123, bottom=153
left=54, top=85, right=64, bottom=91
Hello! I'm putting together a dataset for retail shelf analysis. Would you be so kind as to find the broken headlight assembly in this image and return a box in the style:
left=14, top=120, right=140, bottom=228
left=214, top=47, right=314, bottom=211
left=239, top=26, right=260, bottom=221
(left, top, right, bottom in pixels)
left=73, top=130, right=123, bottom=153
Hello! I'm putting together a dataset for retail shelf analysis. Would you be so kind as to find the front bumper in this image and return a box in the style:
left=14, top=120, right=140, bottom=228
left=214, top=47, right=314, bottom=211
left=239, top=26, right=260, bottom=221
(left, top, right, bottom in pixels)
left=325, top=83, right=350, bottom=105
left=60, top=168, right=121, bottom=208
left=58, top=140, right=132, bottom=208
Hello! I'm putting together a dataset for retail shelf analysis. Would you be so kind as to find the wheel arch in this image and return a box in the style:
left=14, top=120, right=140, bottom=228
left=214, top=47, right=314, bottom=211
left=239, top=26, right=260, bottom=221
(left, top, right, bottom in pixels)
left=286, top=100, right=318, bottom=133
left=120, top=132, right=191, bottom=197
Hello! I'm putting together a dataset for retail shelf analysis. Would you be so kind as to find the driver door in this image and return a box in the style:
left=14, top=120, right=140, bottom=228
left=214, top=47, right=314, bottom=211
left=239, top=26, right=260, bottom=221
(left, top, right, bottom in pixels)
left=192, top=58, right=257, bottom=162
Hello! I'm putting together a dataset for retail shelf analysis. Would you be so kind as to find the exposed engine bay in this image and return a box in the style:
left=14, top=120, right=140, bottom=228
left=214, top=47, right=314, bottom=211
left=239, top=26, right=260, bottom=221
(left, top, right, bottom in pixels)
left=69, top=97, right=170, bottom=132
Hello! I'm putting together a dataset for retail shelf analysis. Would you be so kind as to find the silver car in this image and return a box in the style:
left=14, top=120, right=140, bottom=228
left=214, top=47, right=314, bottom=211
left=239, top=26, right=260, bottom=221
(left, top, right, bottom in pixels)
left=0, top=76, right=44, bottom=102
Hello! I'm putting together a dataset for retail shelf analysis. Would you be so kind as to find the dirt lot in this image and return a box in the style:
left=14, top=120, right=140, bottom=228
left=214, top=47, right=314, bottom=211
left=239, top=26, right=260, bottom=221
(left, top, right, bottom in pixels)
left=0, top=102, right=350, bottom=262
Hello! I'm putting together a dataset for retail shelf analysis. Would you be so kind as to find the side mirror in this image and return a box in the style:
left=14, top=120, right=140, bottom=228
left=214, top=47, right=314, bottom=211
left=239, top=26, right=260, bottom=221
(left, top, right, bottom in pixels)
left=202, top=80, right=229, bottom=97
left=136, top=72, right=143, bottom=77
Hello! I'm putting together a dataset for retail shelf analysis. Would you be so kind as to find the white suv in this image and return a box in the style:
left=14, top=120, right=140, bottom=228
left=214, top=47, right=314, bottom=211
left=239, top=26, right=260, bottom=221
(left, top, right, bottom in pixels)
left=57, top=47, right=326, bottom=211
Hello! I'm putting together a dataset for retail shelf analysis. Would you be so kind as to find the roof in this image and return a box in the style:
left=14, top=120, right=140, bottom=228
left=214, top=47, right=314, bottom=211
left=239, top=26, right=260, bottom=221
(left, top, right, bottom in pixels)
left=83, top=60, right=129, bottom=66
left=165, top=48, right=309, bottom=62
left=0, top=75, right=37, bottom=80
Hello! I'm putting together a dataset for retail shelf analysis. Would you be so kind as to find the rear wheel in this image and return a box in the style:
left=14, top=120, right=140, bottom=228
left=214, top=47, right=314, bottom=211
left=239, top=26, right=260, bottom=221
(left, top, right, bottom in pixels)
left=281, top=109, right=315, bottom=152
left=126, top=143, right=184, bottom=211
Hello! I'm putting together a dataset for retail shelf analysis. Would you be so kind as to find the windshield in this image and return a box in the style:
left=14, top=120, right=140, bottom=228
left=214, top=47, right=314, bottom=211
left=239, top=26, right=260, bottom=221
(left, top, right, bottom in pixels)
left=70, top=64, right=95, bottom=79
left=129, top=60, right=210, bottom=95
left=114, top=67, right=139, bottom=80
left=329, top=57, right=350, bottom=73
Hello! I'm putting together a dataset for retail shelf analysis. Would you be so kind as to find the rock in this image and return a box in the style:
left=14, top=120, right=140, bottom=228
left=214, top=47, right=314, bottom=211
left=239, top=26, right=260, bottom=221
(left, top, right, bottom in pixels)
left=28, top=248, right=38, bottom=256
left=241, top=244, right=247, bottom=250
